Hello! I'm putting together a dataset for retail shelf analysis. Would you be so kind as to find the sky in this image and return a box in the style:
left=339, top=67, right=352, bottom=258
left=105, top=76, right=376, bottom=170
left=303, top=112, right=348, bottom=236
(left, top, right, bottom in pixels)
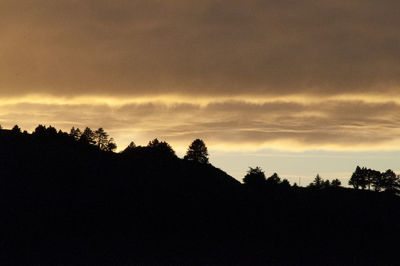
left=2, top=0, right=400, bottom=185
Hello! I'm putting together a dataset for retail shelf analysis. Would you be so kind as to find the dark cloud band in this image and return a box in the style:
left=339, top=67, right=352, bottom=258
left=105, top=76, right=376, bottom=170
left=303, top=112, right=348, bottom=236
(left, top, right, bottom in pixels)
left=1, top=0, right=400, bottom=97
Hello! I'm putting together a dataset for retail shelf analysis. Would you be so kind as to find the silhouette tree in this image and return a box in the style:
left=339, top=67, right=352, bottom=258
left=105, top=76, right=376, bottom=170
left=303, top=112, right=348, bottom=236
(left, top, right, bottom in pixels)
left=308, top=174, right=323, bottom=189
left=314, top=174, right=323, bottom=187
left=105, top=138, right=117, bottom=152
left=32, top=125, right=57, bottom=137
left=331, top=179, right=341, bottom=187
left=95, top=128, right=109, bottom=150
left=371, top=170, right=385, bottom=192
left=365, top=169, right=380, bottom=191
left=382, top=169, right=399, bottom=193
left=46, top=125, right=57, bottom=136
left=80, top=127, right=96, bottom=145
left=122, top=141, right=136, bottom=153
left=11, top=125, right=21, bottom=134
left=148, top=139, right=175, bottom=156
left=243, top=167, right=266, bottom=186
left=184, top=139, right=209, bottom=164
left=148, top=138, right=161, bottom=148
left=280, top=179, right=291, bottom=189
left=349, top=166, right=368, bottom=190
left=33, top=125, right=47, bottom=136
left=266, top=172, right=281, bottom=186
left=323, top=179, right=330, bottom=188
left=70, top=127, right=82, bottom=140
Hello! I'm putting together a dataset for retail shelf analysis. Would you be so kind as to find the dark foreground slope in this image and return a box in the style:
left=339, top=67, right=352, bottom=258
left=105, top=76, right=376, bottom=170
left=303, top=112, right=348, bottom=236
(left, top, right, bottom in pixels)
left=1, top=130, right=400, bottom=265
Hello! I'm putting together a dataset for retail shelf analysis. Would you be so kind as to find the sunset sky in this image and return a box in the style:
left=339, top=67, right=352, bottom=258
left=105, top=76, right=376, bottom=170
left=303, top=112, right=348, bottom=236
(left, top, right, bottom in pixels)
left=2, top=0, right=400, bottom=184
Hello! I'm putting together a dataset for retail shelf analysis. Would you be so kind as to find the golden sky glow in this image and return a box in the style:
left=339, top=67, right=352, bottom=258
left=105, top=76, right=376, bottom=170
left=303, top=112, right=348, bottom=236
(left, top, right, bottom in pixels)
left=1, top=94, right=400, bottom=153
left=2, top=0, right=400, bottom=181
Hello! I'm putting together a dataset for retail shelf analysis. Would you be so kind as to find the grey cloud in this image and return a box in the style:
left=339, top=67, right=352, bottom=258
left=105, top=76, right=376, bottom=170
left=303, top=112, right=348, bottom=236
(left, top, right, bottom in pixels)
left=1, top=0, right=400, bottom=97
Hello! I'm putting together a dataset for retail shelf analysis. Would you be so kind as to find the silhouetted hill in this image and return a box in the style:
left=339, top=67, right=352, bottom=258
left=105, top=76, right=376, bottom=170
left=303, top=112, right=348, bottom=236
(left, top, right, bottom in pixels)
left=1, top=129, right=400, bottom=265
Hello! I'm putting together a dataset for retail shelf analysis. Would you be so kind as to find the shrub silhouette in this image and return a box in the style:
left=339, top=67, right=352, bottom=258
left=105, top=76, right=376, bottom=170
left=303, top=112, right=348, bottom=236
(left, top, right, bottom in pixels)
left=11, top=125, right=21, bottom=134
left=331, top=179, right=341, bottom=187
left=266, top=172, right=281, bottom=186
left=280, top=179, right=291, bottom=189
left=243, top=166, right=266, bottom=186
left=148, top=138, right=176, bottom=157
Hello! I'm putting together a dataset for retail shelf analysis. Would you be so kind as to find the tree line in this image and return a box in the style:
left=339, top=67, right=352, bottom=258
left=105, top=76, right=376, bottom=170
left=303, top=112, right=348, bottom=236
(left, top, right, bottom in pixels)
left=349, top=166, right=400, bottom=193
left=242, top=167, right=342, bottom=190
left=2, top=124, right=400, bottom=195
left=242, top=167, right=290, bottom=189
left=0, top=124, right=210, bottom=163
left=307, top=174, right=341, bottom=189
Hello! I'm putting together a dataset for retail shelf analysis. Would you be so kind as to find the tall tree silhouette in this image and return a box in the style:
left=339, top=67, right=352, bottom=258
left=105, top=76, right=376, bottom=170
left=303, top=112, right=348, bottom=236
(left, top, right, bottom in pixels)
left=69, top=127, right=82, bottom=140
left=382, top=169, right=399, bottom=193
left=80, top=127, right=96, bottom=145
left=308, top=174, right=324, bottom=188
left=349, top=166, right=367, bottom=189
left=371, top=170, right=385, bottom=192
left=365, top=169, right=380, bottom=190
left=95, top=128, right=109, bottom=150
left=184, top=139, right=209, bottom=164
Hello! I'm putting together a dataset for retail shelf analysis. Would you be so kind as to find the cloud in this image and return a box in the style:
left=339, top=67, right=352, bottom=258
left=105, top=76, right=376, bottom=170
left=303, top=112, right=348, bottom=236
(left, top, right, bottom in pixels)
left=1, top=0, right=400, bottom=97
left=1, top=98, right=400, bottom=151
left=2, top=1, right=400, bottom=153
